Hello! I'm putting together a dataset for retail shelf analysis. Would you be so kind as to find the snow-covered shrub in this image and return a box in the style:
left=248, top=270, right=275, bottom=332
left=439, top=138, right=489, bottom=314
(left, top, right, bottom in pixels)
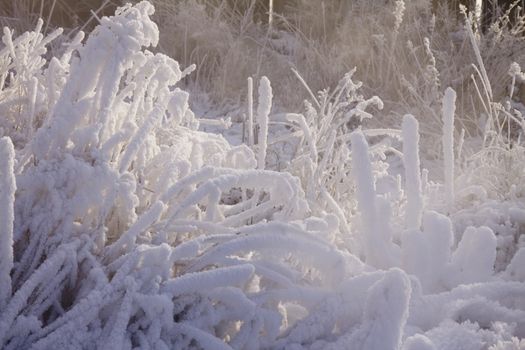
left=0, top=20, right=66, bottom=147
left=0, top=3, right=348, bottom=348
left=266, top=70, right=525, bottom=347
left=268, top=70, right=386, bottom=241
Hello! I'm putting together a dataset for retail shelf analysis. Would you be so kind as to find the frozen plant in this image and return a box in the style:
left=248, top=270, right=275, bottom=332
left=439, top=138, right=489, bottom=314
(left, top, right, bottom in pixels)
left=350, top=130, right=398, bottom=269
left=0, top=3, right=362, bottom=349
left=442, top=87, right=456, bottom=208
left=272, top=69, right=387, bottom=244
left=256, top=76, right=272, bottom=170
left=0, top=137, right=15, bottom=309
left=402, top=114, right=423, bottom=230
left=0, top=1, right=524, bottom=349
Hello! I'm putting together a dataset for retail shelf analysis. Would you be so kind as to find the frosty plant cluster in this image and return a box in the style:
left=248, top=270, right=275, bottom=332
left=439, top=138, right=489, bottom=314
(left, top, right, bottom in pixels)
left=0, top=2, right=524, bottom=349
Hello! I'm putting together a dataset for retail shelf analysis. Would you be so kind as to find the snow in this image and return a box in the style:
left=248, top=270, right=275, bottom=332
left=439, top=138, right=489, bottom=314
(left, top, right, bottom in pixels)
left=402, top=335, right=436, bottom=350
left=350, top=269, right=411, bottom=350
left=0, top=2, right=524, bottom=349
left=506, top=248, right=525, bottom=282
left=449, top=226, right=497, bottom=285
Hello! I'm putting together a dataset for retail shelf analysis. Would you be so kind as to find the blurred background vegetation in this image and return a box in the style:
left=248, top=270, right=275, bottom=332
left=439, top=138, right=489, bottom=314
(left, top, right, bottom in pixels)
left=1, top=0, right=525, bottom=154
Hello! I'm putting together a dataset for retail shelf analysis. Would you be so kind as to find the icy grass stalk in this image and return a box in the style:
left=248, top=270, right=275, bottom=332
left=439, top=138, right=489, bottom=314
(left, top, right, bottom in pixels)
left=508, top=62, right=522, bottom=99
left=107, top=201, right=166, bottom=257
left=27, top=77, right=38, bottom=139
left=350, top=131, right=376, bottom=242
left=247, top=77, right=254, bottom=146
left=268, top=0, right=274, bottom=31
left=465, top=14, right=492, bottom=100
left=0, top=137, right=15, bottom=309
left=161, top=264, right=255, bottom=296
left=402, top=115, right=423, bottom=230
left=442, top=87, right=456, bottom=208
left=119, top=103, right=164, bottom=173
left=257, top=76, right=272, bottom=169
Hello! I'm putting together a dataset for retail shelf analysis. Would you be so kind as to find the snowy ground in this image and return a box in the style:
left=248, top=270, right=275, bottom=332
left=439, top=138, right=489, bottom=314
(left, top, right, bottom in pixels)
left=0, top=2, right=524, bottom=350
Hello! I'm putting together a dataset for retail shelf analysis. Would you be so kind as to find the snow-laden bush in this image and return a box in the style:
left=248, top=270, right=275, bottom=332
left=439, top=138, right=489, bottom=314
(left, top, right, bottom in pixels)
left=0, top=3, right=352, bottom=349
left=0, top=2, right=524, bottom=349
left=246, top=58, right=525, bottom=349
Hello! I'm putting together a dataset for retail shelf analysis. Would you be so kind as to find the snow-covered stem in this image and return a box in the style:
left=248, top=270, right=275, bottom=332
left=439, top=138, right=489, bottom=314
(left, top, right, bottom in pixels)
left=107, top=201, right=166, bottom=257
left=465, top=15, right=493, bottom=100
left=291, top=68, right=320, bottom=108
left=285, top=113, right=318, bottom=163
left=0, top=137, right=15, bottom=310
left=442, top=87, right=456, bottom=208
left=247, top=77, right=254, bottom=146
left=350, top=131, right=376, bottom=235
left=162, top=264, right=254, bottom=296
left=457, top=128, right=465, bottom=161
left=119, top=103, right=164, bottom=173
left=350, top=131, right=395, bottom=268
left=402, top=115, right=423, bottom=230
left=257, top=76, right=272, bottom=169
left=268, top=0, right=274, bottom=32
left=27, top=77, right=38, bottom=139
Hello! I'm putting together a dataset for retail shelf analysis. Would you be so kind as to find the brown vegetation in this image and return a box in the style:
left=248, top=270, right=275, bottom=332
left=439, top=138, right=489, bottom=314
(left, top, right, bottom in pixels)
left=0, top=0, right=120, bottom=33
